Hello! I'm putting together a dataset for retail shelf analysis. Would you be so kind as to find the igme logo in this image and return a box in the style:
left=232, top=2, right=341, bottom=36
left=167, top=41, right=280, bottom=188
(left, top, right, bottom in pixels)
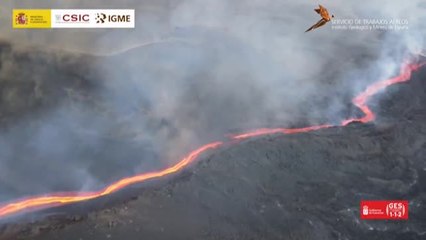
left=95, top=13, right=107, bottom=23
left=95, top=13, right=131, bottom=24
left=13, top=9, right=134, bottom=29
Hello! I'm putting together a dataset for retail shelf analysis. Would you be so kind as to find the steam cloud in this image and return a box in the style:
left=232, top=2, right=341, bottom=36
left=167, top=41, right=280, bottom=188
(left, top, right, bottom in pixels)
left=0, top=0, right=425, bottom=202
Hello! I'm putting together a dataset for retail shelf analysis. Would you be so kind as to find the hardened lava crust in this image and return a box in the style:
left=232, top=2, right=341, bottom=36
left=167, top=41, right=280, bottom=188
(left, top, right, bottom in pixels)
left=0, top=41, right=425, bottom=240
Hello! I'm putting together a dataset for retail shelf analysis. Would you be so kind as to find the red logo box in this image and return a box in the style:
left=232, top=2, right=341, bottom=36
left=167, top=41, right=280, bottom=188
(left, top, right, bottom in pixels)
left=360, top=200, right=408, bottom=220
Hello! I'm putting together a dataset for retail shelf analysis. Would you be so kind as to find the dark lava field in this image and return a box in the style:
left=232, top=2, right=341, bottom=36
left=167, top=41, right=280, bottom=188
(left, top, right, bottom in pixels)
left=0, top=40, right=425, bottom=240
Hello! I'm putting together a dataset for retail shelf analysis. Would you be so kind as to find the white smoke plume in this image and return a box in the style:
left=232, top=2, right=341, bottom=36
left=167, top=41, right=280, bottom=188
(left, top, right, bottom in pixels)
left=0, top=0, right=424, bottom=202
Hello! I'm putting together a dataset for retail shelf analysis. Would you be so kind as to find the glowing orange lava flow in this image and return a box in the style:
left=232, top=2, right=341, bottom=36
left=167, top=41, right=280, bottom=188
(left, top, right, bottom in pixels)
left=232, top=61, right=426, bottom=140
left=0, top=61, right=424, bottom=219
left=0, top=142, right=222, bottom=218
left=341, top=61, right=426, bottom=125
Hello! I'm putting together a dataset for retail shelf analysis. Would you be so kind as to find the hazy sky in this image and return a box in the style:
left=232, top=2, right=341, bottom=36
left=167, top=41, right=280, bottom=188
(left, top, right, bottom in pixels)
left=0, top=0, right=425, bottom=202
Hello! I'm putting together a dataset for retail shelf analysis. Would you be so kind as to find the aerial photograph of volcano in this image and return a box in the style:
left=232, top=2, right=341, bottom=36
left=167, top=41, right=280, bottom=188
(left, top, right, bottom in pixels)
left=0, top=1, right=425, bottom=239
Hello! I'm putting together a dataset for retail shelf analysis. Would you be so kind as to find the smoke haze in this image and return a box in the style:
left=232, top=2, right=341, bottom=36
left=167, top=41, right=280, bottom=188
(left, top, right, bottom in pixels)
left=0, top=0, right=425, bottom=202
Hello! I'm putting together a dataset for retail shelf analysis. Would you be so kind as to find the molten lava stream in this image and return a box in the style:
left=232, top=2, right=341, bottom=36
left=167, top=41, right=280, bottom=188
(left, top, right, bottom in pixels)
left=232, top=61, right=426, bottom=139
left=0, top=61, right=424, bottom=219
left=0, top=142, right=222, bottom=218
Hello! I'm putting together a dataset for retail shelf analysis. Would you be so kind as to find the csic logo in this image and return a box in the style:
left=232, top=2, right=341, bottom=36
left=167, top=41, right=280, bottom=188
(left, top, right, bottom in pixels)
left=95, top=12, right=131, bottom=24
left=15, top=12, right=28, bottom=25
left=56, top=13, right=90, bottom=23
left=50, top=9, right=134, bottom=28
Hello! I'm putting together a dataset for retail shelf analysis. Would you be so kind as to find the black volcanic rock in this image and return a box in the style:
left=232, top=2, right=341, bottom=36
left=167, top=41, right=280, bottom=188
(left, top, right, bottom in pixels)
left=1, top=63, right=423, bottom=240
left=0, top=38, right=425, bottom=240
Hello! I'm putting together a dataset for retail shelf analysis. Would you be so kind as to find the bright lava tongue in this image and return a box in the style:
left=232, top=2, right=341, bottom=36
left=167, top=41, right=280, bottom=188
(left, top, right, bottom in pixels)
left=0, top=61, right=424, bottom=219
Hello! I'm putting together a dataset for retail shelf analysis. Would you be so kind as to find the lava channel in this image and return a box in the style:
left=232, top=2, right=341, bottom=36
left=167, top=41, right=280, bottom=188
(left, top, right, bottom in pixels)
left=0, top=60, right=424, bottom=219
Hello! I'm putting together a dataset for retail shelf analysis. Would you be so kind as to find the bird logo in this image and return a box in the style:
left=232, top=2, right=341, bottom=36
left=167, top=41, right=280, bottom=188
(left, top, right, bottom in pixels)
left=305, top=5, right=334, bottom=32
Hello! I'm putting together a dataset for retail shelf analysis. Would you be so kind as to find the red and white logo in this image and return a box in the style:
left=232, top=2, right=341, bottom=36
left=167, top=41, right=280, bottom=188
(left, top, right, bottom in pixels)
left=51, top=9, right=134, bottom=28
left=58, top=14, right=90, bottom=23
left=360, top=200, right=408, bottom=220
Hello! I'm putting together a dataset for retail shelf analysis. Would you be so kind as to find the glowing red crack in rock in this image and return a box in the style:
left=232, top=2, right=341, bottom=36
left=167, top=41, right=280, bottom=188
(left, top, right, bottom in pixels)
left=0, top=60, right=424, bottom=219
